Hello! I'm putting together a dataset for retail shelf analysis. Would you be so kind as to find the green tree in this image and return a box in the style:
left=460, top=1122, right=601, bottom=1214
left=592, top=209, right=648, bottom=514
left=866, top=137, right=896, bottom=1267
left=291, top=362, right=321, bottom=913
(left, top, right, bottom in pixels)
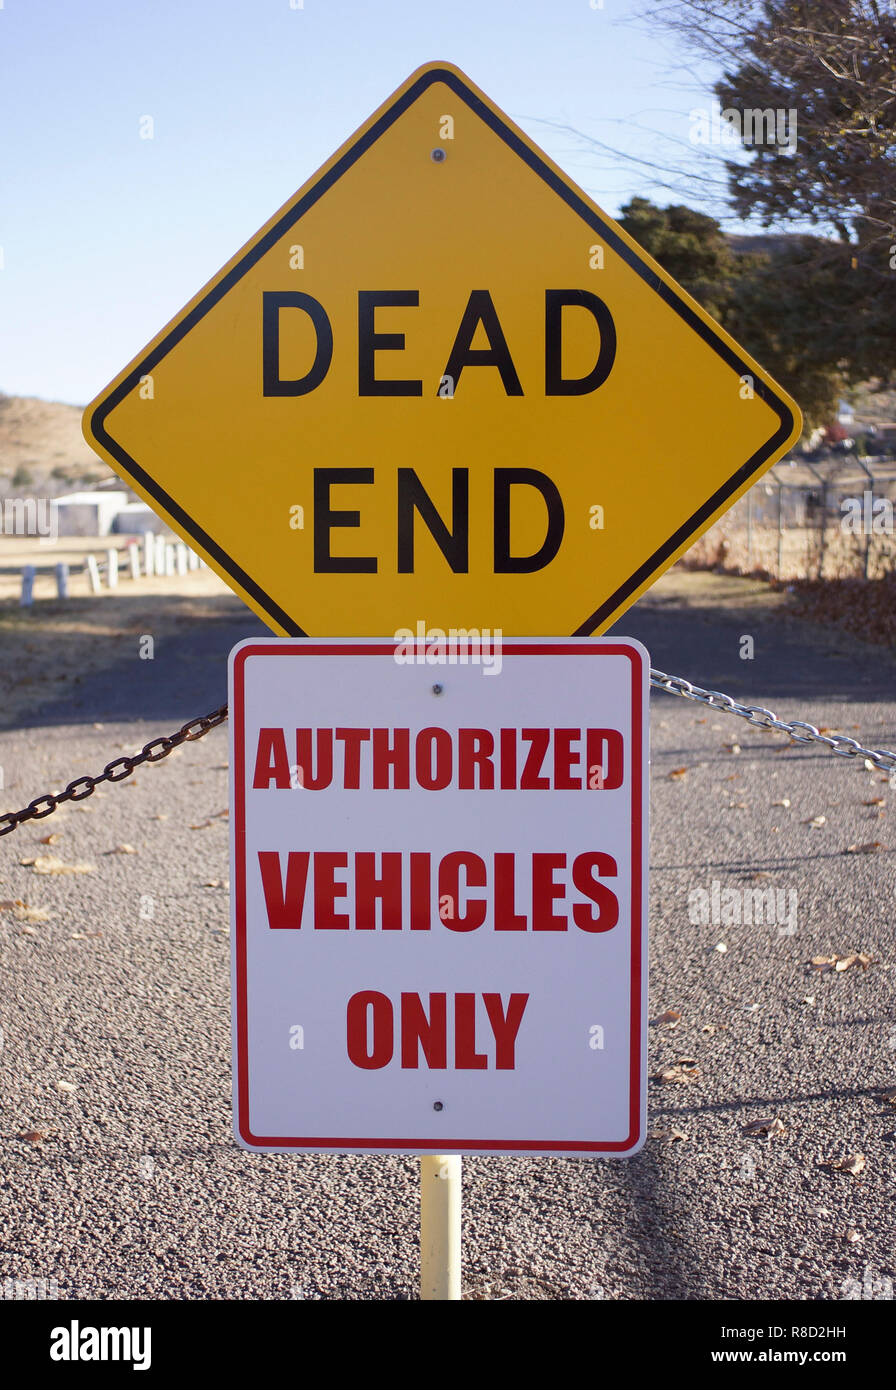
left=642, top=2, right=896, bottom=389
left=618, top=197, right=742, bottom=320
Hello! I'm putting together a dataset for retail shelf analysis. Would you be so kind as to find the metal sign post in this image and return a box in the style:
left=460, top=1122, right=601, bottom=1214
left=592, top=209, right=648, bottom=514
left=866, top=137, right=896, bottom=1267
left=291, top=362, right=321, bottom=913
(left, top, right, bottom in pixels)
left=420, top=1155, right=462, bottom=1301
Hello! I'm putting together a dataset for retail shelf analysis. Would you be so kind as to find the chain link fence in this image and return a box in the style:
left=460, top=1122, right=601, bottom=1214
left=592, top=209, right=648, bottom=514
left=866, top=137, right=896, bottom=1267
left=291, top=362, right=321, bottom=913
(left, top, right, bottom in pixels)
left=686, top=457, right=896, bottom=582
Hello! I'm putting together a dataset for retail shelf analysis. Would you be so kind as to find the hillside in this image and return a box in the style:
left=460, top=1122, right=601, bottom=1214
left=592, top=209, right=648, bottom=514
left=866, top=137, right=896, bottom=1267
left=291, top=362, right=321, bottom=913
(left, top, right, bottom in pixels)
left=0, top=393, right=109, bottom=496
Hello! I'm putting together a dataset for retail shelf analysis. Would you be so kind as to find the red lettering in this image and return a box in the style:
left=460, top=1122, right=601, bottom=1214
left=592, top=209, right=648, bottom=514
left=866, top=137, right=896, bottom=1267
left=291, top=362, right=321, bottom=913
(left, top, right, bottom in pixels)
left=494, top=852, right=527, bottom=930
left=520, top=728, right=550, bottom=789
left=346, top=990, right=392, bottom=1069
left=586, top=729, right=624, bottom=790
left=314, top=851, right=350, bottom=928
left=258, top=850, right=309, bottom=928
left=454, top=993, right=487, bottom=1069
left=532, top=852, right=567, bottom=930
left=571, top=852, right=619, bottom=931
left=372, top=727, right=410, bottom=789
left=553, top=728, right=581, bottom=790
left=499, top=728, right=517, bottom=789
left=415, top=727, right=453, bottom=790
left=354, top=851, right=403, bottom=929
left=400, top=992, right=447, bottom=1068
left=483, top=992, right=528, bottom=1068
left=438, top=852, right=487, bottom=931
left=410, top=852, right=431, bottom=929
left=252, top=728, right=291, bottom=789
left=294, top=728, right=333, bottom=790
left=334, top=728, right=370, bottom=788
left=458, top=728, right=495, bottom=789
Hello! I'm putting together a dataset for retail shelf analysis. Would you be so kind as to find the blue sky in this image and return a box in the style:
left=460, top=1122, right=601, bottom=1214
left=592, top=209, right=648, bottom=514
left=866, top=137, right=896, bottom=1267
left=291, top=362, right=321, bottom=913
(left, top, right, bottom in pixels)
left=0, top=0, right=735, bottom=405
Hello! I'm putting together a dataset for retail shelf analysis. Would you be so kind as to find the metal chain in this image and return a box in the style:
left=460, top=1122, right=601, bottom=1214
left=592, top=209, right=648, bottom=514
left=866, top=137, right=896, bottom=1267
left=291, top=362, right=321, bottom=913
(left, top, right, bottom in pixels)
left=0, top=705, right=228, bottom=838
left=1, top=666, right=894, bottom=840
left=650, top=669, right=896, bottom=774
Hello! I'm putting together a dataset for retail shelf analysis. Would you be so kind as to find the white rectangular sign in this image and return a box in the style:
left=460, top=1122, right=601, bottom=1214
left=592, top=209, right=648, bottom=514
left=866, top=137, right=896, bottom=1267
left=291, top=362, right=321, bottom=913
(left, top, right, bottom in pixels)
left=229, top=637, right=648, bottom=1156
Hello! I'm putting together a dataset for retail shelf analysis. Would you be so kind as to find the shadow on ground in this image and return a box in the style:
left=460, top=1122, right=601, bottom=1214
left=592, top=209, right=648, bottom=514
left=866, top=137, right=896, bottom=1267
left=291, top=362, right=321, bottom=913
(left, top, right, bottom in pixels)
left=5, top=571, right=896, bottom=735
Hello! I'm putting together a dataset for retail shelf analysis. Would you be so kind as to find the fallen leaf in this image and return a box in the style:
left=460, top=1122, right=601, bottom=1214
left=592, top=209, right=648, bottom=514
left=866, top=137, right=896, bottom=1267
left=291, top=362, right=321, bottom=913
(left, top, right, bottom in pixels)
left=55, top=1080, right=76, bottom=1093
left=835, top=953, right=873, bottom=972
left=18, top=1129, right=50, bottom=1145
left=772, top=798, right=791, bottom=808
left=13, top=904, right=50, bottom=923
left=844, top=842, right=885, bottom=854
left=104, top=844, right=137, bottom=856
left=724, top=743, right=741, bottom=755
left=70, top=931, right=102, bottom=940
left=715, top=942, right=728, bottom=954
left=38, top=833, right=60, bottom=845
left=808, top=953, right=873, bottom=974
left=803, top=996, right=816, bottom=1005
left=25, top=856, right=95, bottom=876
left=742, top=1116, right=786, bottom=1137
left=650, top=1128, right=689, bottom=1142
left=820, top=1153, right=866, bottom=1176
left=667, top=768, right=688, bottom=780
left=845, top=1229, right=862, bottom=1243
left=649, top=1009, right=681, bottom=1027
left=654, top=1062, right=701, bottom=1085
left=863, top=798, right=886, bottom=807
left=700, top=1023, right=728, bottom=1035
left=806, top=815, right=827, bottom=828
left=203, top=879, right=221, bottom=888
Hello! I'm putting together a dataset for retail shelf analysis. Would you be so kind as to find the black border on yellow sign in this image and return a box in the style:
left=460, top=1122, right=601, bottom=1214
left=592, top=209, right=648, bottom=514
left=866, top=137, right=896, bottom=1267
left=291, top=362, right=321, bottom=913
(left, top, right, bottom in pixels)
left=87, top=65, right=798, bottom=637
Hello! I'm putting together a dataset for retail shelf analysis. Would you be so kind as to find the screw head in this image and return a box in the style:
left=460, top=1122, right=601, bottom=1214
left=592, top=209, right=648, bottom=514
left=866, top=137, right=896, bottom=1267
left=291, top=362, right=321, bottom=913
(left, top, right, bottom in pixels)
left=430, top=147, right=447, bottom=163
left=431, top=683, right=444, bottom=696
left=433, top=1101, right=444, bottom=1112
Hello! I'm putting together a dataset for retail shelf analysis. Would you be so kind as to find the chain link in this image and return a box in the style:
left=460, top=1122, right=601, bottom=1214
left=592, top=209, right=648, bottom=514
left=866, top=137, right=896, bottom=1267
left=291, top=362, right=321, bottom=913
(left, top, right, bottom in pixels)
left=1, top=667, right=893, bottom=840
left=0, top=705, right=228, bottom=838
left=650, top=669, right=896, bottom=774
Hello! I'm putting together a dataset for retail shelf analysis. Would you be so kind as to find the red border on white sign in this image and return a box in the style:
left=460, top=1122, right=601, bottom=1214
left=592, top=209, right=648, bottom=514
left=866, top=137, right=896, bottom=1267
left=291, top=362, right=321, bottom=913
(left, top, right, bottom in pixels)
left=231, top=640, right=646, bottom=1155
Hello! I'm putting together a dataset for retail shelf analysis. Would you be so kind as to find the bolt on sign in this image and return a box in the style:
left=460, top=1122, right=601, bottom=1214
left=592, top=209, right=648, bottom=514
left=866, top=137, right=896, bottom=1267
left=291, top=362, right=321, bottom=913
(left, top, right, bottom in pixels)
left=229, top=638, right=648, bottom=1155
left=82, top=62, right=801, bottom=638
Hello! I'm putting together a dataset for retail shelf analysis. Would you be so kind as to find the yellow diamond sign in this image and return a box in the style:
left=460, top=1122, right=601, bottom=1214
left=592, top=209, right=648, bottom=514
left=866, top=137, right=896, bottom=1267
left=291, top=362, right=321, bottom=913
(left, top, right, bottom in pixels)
left=83, top=61, right=801, bottom=636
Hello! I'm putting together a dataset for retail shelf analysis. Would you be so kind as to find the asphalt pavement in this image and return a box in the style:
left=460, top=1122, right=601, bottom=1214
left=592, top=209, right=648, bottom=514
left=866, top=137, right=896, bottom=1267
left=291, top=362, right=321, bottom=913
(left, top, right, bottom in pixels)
left=0, top=572, right=894, bottom=1301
